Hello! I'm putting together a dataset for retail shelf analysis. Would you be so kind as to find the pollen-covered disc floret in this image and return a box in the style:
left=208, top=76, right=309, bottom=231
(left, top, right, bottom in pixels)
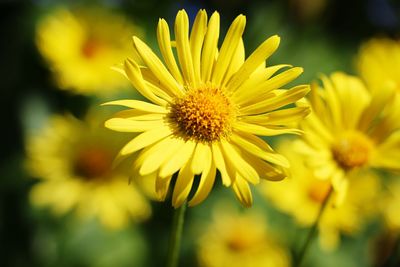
left=104, top=9, right=310, bottom=207
left=171, top=86, right=235, bottom=142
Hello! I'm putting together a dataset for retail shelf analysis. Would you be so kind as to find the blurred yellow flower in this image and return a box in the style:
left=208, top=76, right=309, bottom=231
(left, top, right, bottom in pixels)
left=380, top=179, right=400, bottom=232
left=296, top=72, right=400, bottom=201
left=261, top=141, right=380, bottom=251
left=104, top=9, right=310, bottom=208
left=356, top=38, right=400, bottom=93
left=26, top=113, right=151, bottom=229
left=197, top=207, right=290, bottom=267
left=36, top=7, right=143, bottom=95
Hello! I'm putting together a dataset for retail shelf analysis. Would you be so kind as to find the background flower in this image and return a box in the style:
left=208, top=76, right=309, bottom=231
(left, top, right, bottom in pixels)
left=197, top=205, right=290, bottom=267
left=26, top=112, right=151, bottom=229
left=36, top=7, right=143, bottom=95
left=295, top=72, right=400, bottom=201
left=260, top=141, right=380, bottom=251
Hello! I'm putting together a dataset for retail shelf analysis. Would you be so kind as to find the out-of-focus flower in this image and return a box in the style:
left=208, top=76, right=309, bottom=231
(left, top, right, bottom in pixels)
left=36, top=7, right=143, bottom=95
left=380, top=179, right=400, bottom=232
left=26, top=112, right=151, bottom=229
left=261, top=141, right=380, bottom=251
left=295, top=72, right=400, bottom=201
left=197, top=207, right=290, bottom=267
left=356, top=37, right=400, bottom=93
left=104, top=9, right=310, bottom=208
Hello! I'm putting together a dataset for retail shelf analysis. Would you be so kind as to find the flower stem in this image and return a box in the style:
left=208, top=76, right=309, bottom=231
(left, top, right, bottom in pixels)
left=167, top=202, right=187, bottom=267
left=295, top=187, right=333, bottom=267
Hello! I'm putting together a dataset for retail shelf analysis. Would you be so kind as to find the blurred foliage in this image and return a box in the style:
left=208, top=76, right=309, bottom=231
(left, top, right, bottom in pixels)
left=1, top=0, right=400, bottom=267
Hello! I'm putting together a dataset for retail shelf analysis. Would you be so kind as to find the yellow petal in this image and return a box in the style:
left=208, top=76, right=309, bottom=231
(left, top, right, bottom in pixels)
left=124, top=59, right=167, bottom=106
left=232, top=174, right=253, bottom=207
left=155, top=175, right=172, bottom=201
left=139, top=137, right=185, bottom=175
left=220, top=140, right=260, bottom=184
left=189, top=160, right=216, bottom=206
left=102, top=99, right=168, bottom=113
left=191, top=142, right=211, bottom=174
left=157, top=18, right=183, bottom=83
left=159, top=141, right=196, bottom=178
left=211, top=143, right=231, bottom=186
left=230, top=132, right=289, bottom=167
left=175, top=10, right=196, bottom=87
left=235, top=67, right=304, bottom=106
left=201, top=12, right=220, bottom=82
left=133, top=36, right=184, bottom=97
left=232, top=64, right=291, bottom=101
left=233, top=121, right=302, bottom=136
left=190, top=9, right=208, bottom=84
left=172, top=160, right=194, bottom=208
left=211, top=14, right=246, bottom=86
left=239, top=84, right=310, bottom=115
left=105, top=118, right=164, bottom=132
left=119, top=126, right=172, bottom=156
left=227, top=35, right=280, bottom=92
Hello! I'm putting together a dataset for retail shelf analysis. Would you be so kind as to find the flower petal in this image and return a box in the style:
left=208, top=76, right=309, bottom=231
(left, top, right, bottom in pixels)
left=133, top=36, right=184, bottom=97
left=227, top=35, right=280, bottom=92
left=201, top=12, right=220, bottom=82
left=119, top=126, right=172, bottom=156
left=159, top=141, right=196, bottom=178
left=157, top=18, right=183, bottom=83
left=211, top=14, right=246, bottom=86
left=172, top=159, right=195, bottom=208
left=190, top=9, right=208, bottom=85
left=102, top=99, right=168, bottom=113
left=232, top=174, right=253, bottom=207
left=105, top=118, right=164, bottom=132
left=175, top=10, right=196, bottom=87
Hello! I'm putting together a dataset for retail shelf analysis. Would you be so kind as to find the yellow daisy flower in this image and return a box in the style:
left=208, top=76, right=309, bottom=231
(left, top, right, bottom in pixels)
left=356, top=37, right=400, bottom=93
left=261, top=141, right=380, bottom=251
left=104, top=9, right=310, bottom=208
left=26, top=112, right=151, bottom=229
left=197, top=207, right=290, bottom=267
left=295, top=72, right=400, bottom=200
left=36, top=7, right=143, bottom=95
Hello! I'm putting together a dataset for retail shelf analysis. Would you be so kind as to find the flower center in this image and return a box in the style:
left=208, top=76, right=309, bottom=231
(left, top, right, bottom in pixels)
left=81, top=38, right=102, bottom=59
left=74, top=146, right=113, bottom=179
left=308, top=179, right=332, bottom=203
left=170, top=86, right=235, bottom=143
left=331, top=132, right=373, bottom=170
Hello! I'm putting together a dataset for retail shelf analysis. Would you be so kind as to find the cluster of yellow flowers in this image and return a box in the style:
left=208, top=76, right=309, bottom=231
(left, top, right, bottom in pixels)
left=27, top=6, right=400, bottom=266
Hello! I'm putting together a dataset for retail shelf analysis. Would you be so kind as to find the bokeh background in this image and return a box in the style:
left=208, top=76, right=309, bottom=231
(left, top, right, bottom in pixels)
left=1, top=0, right=400, bottom=266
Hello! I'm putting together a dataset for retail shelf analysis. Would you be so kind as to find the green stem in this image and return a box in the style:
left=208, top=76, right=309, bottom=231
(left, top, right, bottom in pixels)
left=295, top=187, right=333, bottom=267
left=166, top=202, right=187, bottom=267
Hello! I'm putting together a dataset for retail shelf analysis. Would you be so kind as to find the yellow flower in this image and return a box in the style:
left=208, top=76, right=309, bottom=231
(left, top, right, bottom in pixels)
left=295, top=72, right=400, bottom=201
left=380, top=179, right=400, bottom=232
left=260, top=141, right=380, bottom=251
left=36, top=7, right=143, bottom=95
left=26, top=113, right=151, bottom=229
left=104, top=9, right=310, bottom=208
left=197, top=207, right=290, bottom=267
left=356, top=37, right=400, bottom=93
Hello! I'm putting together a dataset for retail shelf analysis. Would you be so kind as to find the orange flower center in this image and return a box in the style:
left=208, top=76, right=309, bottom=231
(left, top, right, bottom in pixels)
left=331, top=132, right=373, bottom=170
left=170, top=86, right=235, bottom=142
left=74, top=146, right=113, bottom=179
left=81, top=38, right=102, bottom=59
left=308, top=179, right=332, bottom=203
